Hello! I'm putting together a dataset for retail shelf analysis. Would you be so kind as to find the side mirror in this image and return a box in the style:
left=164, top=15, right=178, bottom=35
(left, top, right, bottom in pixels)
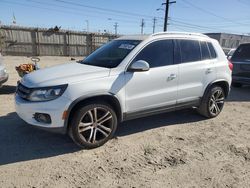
left=128, top=60, right=150, bottom=72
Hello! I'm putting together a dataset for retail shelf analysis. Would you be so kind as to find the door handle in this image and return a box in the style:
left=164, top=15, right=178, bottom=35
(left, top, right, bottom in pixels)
left=167, top=74, right=177, bottom=81
left=206, top=68, right=213, bottom=74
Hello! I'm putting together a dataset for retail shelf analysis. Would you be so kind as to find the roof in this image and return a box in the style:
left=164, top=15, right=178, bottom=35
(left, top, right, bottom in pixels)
left=116, top=35, right=150, bottom=41
left=152, top=32, right=209, bottom=38
left=117, top=32, right=210, bottom=41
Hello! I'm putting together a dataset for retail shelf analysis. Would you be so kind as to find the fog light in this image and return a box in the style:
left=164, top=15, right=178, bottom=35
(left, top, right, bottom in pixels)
left=34, top=113, right=51, bottom=124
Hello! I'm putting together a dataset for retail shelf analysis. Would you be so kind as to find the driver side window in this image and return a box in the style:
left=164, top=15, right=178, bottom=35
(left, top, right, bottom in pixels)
left=133, top=40, right=174, bottom=68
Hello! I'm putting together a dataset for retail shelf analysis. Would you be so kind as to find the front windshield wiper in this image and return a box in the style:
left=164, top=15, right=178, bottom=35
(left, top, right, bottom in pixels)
left=80, top=61, right=110, bottom=68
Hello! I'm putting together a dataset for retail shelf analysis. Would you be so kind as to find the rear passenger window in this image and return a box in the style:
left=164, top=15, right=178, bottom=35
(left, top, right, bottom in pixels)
left=200, top=41, right=210, bottom=60
left=207, top=43, right=217, bottom=59
left=179, top=40, right=201, bottom=63
left=133, top=40, right=174, bottom=68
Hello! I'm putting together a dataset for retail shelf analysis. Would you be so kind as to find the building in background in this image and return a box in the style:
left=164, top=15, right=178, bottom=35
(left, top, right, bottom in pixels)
left=205, top=33, right=250, bottom=54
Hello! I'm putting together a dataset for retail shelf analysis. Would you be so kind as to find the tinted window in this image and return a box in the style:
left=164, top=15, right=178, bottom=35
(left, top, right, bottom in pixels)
left=179, top=40, right=201, bottom=63
left=133, top=40, right=174, bottom=68
left=232, top=44, right=250, bottom=61
left=200, top=41, right=210, bottom=60
left=207, top=42, right=217, bottom=59
left=81, top=40, right=141, bottom=68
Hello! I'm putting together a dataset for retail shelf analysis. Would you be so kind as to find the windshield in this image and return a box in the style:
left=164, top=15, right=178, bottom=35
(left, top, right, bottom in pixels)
left=232, top=44, right=250, bottom=61
left=81, top=40, right=141, bottom=68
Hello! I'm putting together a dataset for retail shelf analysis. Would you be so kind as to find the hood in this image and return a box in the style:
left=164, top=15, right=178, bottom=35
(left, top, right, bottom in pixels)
left=21, top=62, right=110, bottom=87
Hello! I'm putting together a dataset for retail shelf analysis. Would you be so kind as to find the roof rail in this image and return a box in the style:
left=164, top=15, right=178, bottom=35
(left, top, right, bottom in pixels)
left=152, top=32, right=209, bottom=38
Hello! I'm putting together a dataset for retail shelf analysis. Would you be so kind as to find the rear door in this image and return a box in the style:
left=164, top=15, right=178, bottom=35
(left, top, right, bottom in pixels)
left=231, top=44, right=250, bottom=80
left=177, top=39, right=217, bottom=104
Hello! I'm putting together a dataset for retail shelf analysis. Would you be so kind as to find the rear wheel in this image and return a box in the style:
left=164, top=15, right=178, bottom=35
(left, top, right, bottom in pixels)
left=69, top=103, right=117, bottom=149
left=197, top=85, right=225, bottom=118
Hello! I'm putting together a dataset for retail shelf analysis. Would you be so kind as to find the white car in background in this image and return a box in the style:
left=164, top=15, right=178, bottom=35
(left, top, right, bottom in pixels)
left=227, top=48, right=236, bottom=60
left=0, top=53, right=8, bottom=87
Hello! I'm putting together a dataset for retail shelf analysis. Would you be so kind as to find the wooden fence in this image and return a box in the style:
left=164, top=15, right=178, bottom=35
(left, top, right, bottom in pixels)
left=0, top=25, right=117, bottom=56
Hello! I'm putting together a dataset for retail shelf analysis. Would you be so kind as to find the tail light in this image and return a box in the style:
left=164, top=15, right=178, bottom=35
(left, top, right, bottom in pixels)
left=228, top=60, right=233, bottom=71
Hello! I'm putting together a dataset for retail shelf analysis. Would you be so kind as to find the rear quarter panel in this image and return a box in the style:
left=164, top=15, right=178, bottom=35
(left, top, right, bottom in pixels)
left=212, top=40, right=232, bottom=85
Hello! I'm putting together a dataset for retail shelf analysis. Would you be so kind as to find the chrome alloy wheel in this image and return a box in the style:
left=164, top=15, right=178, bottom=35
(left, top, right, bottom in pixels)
left=78, top=107, right=113, bottom=144
left=209, top=89, right=225, bottom=116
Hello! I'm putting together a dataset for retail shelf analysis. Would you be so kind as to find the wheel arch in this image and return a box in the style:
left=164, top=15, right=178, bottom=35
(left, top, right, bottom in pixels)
left=203, top=80, right=230, bottom=99
left=64, top=93, right=122, bottom=133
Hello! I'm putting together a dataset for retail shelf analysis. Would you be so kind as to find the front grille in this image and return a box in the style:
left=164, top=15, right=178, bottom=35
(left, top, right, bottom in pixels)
left=16, top=83, right=32, bottom=100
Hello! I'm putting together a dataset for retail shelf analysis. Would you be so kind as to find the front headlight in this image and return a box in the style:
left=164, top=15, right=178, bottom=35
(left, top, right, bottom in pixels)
left=28, top=84, right=68, bottom=102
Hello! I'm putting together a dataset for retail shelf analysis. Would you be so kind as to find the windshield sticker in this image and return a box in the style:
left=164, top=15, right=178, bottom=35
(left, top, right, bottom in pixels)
left=118, top=44, right=135, bottom=50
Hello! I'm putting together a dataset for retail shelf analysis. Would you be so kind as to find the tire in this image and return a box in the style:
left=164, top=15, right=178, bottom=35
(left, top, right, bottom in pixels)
left=69, top=103, right=118, bottom=149
left=197, top=85, right=225, bottom=118
left=231, top=82, right=242, bottom=88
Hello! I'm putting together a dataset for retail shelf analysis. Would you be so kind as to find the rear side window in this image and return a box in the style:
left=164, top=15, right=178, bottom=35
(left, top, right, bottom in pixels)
left=207, top=42, right=217, bottom=59
left=133, top=40, right=174, bottom=68
left=179, top=40, right=201, bottom=63
left=200, top=41, right=210, bottom=60
left=232, top=44, right=250, bottom=61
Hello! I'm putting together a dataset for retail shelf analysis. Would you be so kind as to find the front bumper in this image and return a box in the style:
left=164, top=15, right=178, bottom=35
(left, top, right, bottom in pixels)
left=15, top=94, right=72, bottom=134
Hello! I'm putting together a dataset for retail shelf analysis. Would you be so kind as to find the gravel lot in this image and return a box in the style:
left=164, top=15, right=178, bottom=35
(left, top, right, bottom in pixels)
left=0, top=56, right=250, bottom=188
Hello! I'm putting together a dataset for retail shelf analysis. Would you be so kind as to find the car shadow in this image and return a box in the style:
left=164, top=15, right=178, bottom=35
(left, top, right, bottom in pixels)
left=0, top=85, right=16, bottom=95
left=227, top=86, right=250, bottom=102
left=0, top=109, right=205, bottom=165
left=0, top=112, right=79, bottom=165
left=116, top=109, right=205, bottom=137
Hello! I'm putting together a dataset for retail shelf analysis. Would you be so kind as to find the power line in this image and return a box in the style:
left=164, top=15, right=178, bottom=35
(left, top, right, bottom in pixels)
left=181, top=0, right=248, bottom=26
left=170, top=19, right=240, bottom=33
left=171, top=17, right=250, bottom=27
left=53, top=0, right=160, bottom=19
left=26, top=0, right=155, bottom=23
left=0, top=0, right=246, bottom=35
left=0, top=0, right=153, bottom=29
left=171, top=25, right=189, bottom=32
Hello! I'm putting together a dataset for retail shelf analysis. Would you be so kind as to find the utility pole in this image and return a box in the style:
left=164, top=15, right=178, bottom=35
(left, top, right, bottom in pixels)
left=152, top=17, right=157, bottom=33
left=114, top=22, right=118, bottom=35
left=140, top=19, right=145, bottom=34
left=163, top=0, right=176, bottom=31
left=85, top=20, right=89, bottom=32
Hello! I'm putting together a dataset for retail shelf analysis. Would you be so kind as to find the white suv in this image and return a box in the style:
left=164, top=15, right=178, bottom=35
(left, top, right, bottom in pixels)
left=15, top=32, right=232, bottom=148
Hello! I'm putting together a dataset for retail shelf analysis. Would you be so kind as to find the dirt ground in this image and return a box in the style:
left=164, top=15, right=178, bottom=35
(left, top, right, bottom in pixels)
left=0, top=56, right=250, bottom=188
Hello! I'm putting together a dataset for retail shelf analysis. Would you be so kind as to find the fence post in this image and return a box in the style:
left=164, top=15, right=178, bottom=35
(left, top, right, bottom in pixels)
left=66, top=31, right=70, bottom=56
left=36, top=28, right=40, bottom=56
left=0, top=28, right=5, bottom=55
left=63, top=32, right=67, bottom=56
left=86, top=33, right=93, bottom=55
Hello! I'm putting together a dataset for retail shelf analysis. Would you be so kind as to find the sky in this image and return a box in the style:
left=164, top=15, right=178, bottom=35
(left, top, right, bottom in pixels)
left=0, top=0, right=249, bottom=35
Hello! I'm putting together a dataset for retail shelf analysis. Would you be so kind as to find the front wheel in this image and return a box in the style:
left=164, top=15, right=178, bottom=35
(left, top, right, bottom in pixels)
left=69, top=103, right=117, bottom=149
left=197, top=85, right=225, bottom=118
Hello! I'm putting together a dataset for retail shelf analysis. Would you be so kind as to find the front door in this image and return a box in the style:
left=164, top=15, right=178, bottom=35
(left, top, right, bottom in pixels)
left=125, top=39, right=178, bottom=113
